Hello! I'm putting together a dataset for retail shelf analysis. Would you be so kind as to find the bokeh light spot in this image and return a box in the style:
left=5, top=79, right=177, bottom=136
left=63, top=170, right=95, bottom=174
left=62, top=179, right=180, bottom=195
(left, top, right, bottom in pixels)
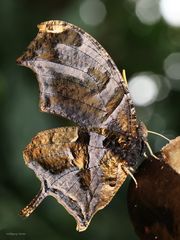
left=129, top=73, right=159, bottom=106
left=79, top=0, right=106, bottom=26
left=164, top=52, right=180, bottom=80
left=135, top=0, right=161, bottom=25
left=160, top=0, right=180, bottom=27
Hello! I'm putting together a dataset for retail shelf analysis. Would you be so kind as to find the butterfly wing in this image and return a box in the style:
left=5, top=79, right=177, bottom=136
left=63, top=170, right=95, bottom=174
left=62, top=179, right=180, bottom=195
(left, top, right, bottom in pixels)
left=17, top=20, right=137, bottom=136
left=21, top=126, right=127, bottom=231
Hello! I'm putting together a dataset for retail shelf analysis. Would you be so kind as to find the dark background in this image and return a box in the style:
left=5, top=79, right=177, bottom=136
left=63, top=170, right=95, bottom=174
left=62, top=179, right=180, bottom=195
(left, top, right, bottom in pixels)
left=0, top=0, right=180, bottom=239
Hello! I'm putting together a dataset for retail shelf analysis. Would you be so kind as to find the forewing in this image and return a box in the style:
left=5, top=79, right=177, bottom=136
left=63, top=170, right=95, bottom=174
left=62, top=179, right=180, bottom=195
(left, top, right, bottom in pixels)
left=21, top=127, right=127, bottom=231
left=17, top=20, right=137, bottom=135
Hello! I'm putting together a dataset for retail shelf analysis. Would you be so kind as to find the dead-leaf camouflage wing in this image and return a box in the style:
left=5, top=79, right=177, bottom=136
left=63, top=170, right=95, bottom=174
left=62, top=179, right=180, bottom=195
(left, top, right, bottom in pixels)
left=21, top=126, right=127, bottom=231
left=17, top=20, right=148, bottom=231
left=17, top=20, right=137, bottom=136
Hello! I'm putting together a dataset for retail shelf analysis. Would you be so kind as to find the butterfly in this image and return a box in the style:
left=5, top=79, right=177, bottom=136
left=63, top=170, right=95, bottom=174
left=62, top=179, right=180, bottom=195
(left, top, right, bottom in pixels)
left=17, top=20, right=148, bottom=231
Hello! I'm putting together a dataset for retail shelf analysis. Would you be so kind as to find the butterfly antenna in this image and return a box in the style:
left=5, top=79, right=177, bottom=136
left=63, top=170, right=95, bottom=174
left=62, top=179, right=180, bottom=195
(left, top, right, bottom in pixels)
left=148, top=130, right=170, bottom=142
left=122, top=69, right=128, bottom=86
left=122, top=165, right=138, bottom=188
left=144, top=141, right=159, bottom=160
left=20, top=188, right=46, bottom=217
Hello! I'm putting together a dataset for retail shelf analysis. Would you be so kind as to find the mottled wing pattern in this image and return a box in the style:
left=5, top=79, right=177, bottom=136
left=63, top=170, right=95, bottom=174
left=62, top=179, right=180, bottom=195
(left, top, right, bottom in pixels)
left=17, top=20, right=137, bottom=136
left=21, top=127, right=127, bottom=231
left=17, top=21, right=147, bottom=231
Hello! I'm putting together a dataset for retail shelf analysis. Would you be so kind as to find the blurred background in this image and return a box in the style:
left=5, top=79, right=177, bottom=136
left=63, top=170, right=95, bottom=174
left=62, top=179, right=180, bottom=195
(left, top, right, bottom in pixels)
left=0, top=0, right=180, bottom=239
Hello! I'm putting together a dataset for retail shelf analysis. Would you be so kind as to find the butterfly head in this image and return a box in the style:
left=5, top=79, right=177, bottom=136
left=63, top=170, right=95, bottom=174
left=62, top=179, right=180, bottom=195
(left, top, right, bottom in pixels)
left=122, top=121, right=148, bottom=167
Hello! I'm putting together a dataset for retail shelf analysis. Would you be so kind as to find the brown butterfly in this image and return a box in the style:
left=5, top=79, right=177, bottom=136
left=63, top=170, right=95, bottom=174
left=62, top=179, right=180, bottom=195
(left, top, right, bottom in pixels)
left=17, top=20, right=148, bottom=231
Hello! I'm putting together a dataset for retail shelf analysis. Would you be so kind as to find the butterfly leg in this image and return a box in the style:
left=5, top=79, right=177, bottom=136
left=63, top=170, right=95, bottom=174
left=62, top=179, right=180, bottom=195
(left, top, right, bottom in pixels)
left=121, top=165, right=138, bottom=188
left=144, top=141, right=159, bottom=160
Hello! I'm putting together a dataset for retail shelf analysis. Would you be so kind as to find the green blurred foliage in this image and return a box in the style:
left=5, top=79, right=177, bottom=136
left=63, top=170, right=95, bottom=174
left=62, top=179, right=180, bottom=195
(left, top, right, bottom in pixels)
left=0, top=0, right=180, bottom=239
